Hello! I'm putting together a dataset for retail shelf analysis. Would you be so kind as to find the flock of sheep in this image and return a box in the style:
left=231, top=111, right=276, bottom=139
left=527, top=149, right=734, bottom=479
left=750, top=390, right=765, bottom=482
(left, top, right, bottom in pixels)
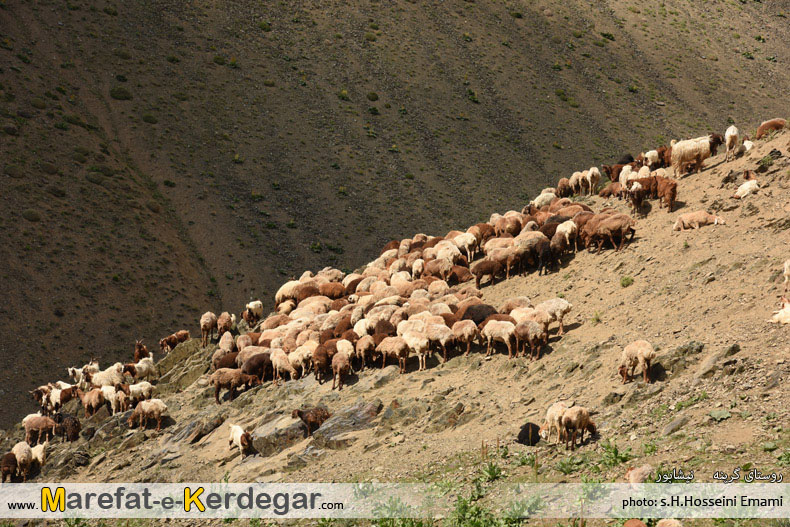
left=2, top=117, right=788, bottom=482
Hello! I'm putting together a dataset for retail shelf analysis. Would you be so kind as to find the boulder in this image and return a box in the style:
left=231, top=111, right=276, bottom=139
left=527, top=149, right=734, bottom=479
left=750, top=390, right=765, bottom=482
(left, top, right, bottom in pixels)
left=252, top=415, right=305, bottom=457
left=312, top=399, right=382, bottom=449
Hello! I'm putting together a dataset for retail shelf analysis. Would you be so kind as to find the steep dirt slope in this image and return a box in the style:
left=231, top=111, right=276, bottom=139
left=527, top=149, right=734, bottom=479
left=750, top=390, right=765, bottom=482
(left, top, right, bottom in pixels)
left=1, top=0, right=789, bottom=429
left=7, top=131, right=787, bottom=509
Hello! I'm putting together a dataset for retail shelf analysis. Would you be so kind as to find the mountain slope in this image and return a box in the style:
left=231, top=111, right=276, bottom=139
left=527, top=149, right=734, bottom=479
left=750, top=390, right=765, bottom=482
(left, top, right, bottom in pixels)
left=1, top=0, right=789, bottom=426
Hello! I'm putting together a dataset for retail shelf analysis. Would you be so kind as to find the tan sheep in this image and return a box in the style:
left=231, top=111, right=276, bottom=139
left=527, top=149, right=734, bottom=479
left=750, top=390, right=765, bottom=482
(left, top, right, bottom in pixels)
left=672, top=210, right=724, bottom=231
left=561, top=406, right=596, bottom=450
left=618, top=339, right=656, bottom=383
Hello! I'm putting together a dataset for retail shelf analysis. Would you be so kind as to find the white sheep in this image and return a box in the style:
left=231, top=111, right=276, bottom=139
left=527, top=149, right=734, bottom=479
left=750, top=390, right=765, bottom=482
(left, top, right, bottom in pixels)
left=425, top=323, right=454, bottom=362
left=403, top=331, right=431, bottom=371
left=783, top=259, right=790, bottom=292
left=618, top=340, right=656, bottom=383
left=218, top=331, right=235, bottom=353
left=724, top=125, right=740, bottom=161
left=127, top=381, right=155, bottom=403
left=561, top=406, right=596, bottom=450
left=87, top=363, right=124, bottom=388
left=30, top=440, right=48, bottom=468
left=642, top=150, right=659, bottom=169
left=100, top=386, right=125, bottom=415
left=481, top=320, right=516, bottom=358
left=124, top=356, right=156, bottom=381
left=732, top=179, right=759, bottom=199
left=11, top=441, right=32, bottom=482
left=531, top=191, right=556, bottom=209
left=451, top=320, right=478, bottom=356
left=228, top=424, right=252, bottom=457
left=539, top=401, right=569, bottom=444
left=555, top=220, right=578, bottom=252
left=672, top=210, right=724, bottom=231
left=568, top=171, right=583, bottom=195
left=584, top=167, right=601, bottom=195
left=271, top=348, right=298, bottom=385
left=533, top=298, right=573, bottom=335
left=453, top=233, right=478, bottom=261
left=768, top=296, right=790, bottom=324
left=200, top=311, right=218, bottom=347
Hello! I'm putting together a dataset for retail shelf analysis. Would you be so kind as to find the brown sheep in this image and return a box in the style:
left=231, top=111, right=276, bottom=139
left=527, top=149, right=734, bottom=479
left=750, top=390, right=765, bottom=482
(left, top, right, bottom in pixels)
left=209, top=368, right=261, bottom=404
left=331, top=353, right=351, bottom=391
left=562, top=406, right=596, bottom=450
left=311, top=347, right=332, bottom=384
left=213, top=352, right=239, bottom=371
left=556, top=177, right=572, bottom=197
left=471, top=258, right=503, bottom=289
left=1, top=453, right=16, bottom=483
left=755, top=118, right=786, bottom=139
left=292, top=407, right=332, bottom=437
left=319, top=282, right=345, bottom=299
left=587, top=214, right=636, bottom=253
left=376, top=336, right=410, bottom=373
left=200, top=312, right=218, bottom=347
left=127, top=399, right=168, bottom=432
left=241, top=352, right=272, bottom=382
left=656, top=176, right=678, bottom=212
left=355, top=335, right=376, bottom=370
left=75, top=388, right=105, bottom=418
left=217, top=312, right=233, bottom=338
left=24, top=416, right=57, bottom=445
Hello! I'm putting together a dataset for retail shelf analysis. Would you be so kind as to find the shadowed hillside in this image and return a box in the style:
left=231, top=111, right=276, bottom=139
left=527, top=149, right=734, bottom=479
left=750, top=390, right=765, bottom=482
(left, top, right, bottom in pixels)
left=1, top=0, right=789, bottom=426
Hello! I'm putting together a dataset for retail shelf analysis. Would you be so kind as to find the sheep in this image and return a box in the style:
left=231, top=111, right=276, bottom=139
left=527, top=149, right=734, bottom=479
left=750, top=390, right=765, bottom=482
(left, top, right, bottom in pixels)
left=555, top=220, right=578, bottom=252
left=100, top=386, right=125, bottom=415
left=598, top=181, right=622, bottom=199
left=54, top=413, right=81, bottom=442
left=568, top=172, right=583, bottom=195
left=783, top=259, right=790, bottom=292
left=556, top=177, right=572, bottom=197
left=403, top=331, right=432, bottom=371
left=159, top=330, right=190, bottom=353
left=241, top=352, right=273, bottom=382
left=133, top=339, right=149, bottom=363
left=533, top=298, right=572, bottom=336
left=290, top=408, right=331, bottom=439
left=451, top=320, right=479, bottom=356
left=119, top=381, right=155, bottom=404
left=672, top=210, right=725, bottom=231
left=481, top=320, right=516, bottom=358
left=75, top=388, right=105, bottom=418
left=209, top=368, right=260, bottom=403
left=656, top=176, right=678, bottom=212
left=45, top=385, right=77, bottom=413
left=30, top=441, right=48, bottom=469
left=453, top=232, right=478, bottom=261
left=217, top=312, right=234, bottom=337
left=270, top=349, right=298, bottom=385
left=641, top=150, right=660, bottom=169
left=331, top=352, right=352, bottom=390
left=755, top=118, right=786, bottom=139
left=228, top=424, right=253, bottom=457
left=656, top=520, right=683, bottom=527
left=561, top=406, right=596, bottom=450
left=376, top=336, right=410, bottom=373
left=289, top=346, right=313, bottom=376
left=586, top=214, right=636, bottom=253
left=768, top=296, right=790, bottom=324
left=531, top=191, right=556, bottom=209
left=619, top=339, right=656, bottom=383
left=24, top=415, right=57, bottom=445
left=200, top=311, right=218, bottom=347
left=514, top=320, right=547, bottom=360
left=11, top=442, right=32, bottom=482
left=471, top=258, right=503, bottom=289
left=245, top=300, right=264, bottom=324
left=584, top=167, right=601, bottom=195
left=123, top=356, right=156, bottom=381
left=737, top=138, right=754, bottom=156
left=426, top=322, right=455, bottom=362
left=539, top=401, right=568, bottom=444
left=218, top=331, right=236, bottom=354
left=671, top=134, right=724, bottom=176
left=68, top=358, right=99, bottom=388
left=732, top=179, right=759, bottom=199
left=724, top=125, right=740, bottom=161
left=354, top=335, right=376, bottom=370
left=127, top=399, right=168, bottom=432
left=625, top=464, right=654, bottom=485
left=1, top=453, right=16, bottom=483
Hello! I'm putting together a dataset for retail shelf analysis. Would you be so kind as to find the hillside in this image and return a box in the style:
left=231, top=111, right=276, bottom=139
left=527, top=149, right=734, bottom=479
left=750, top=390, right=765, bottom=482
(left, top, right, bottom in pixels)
left=1, top=0, right=789, bottom=428
left=3, top=128, right=789, bottom=522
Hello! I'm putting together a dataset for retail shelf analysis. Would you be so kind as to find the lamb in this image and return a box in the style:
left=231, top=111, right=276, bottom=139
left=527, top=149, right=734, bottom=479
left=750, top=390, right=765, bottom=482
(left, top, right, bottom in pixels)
left=451, top=320, right=479, bottom=356
left=200, top=311, right=218, bottom=347
left=331, top=352, right=352, bottom=390
left=100, top=386, right=126, bottom=415
left=292, top=407, right=332, bottom=437
left=30, top=441, right=48, bottom=469
left=561, top=406, right=596, bottom=450
left=127, top=398, right=168, bottom=432
left=1, top=453, right=16, bottom=483
left=11, top=442, right=32, bottom=482
left=755, top=118, right=786, bottom=139
left=75, top=388, right=105, bottom=418
left=209, top=368, right=260, bottom=403
left=24, top=415, right=57, bottom=445
left=376, top=336, right=410, bottom=373
left=514, top=320, right=548, bottom=360
left=672, top=210, right=725, bottom=231
left=732, top=179, right=759, bottom=199
left=539, top=401, right=568, bottom=444
left=123, top=356, right=156, bottom=381
left=724, top=125, right=740, bottom=161
left=481, top=320, right=516, bottom=358
left=533, top=298, right=572, bottom=336
left=618, top=340, right=656, bottom=383
left=671, top=134, right=724, bottom=176
left=768, top=296, right=790, bottom=325
left=245, top=300, right=264, bottom=325
left=228, top=424, right=253, bottom=457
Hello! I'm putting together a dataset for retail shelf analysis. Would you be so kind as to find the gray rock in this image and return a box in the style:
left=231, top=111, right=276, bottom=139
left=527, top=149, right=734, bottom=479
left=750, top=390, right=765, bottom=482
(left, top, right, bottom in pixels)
left=313, top=399, right=382, bottom=449
left=663, top=341, right=704, bottom=375
left=170, top=414, right=226, bottom=444
left=424, top=401, right=467, bottom=433
left=356, top=366, right=399, bottom=390
left=623, top=383, right=663, bottom=405
left=709, top=409, right=732, bottom=422
left=602, top=391, right=624, bottom=406
left=696, top=343, right=740, bottom=379
left=252, top=415, right=305, bottom=457
left=662, top=415, right=689, bottom=436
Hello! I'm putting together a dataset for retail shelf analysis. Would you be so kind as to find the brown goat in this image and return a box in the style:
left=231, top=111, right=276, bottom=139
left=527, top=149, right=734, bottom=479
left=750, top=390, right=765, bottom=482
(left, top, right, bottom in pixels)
left=292, top=407, right=332, bottom=437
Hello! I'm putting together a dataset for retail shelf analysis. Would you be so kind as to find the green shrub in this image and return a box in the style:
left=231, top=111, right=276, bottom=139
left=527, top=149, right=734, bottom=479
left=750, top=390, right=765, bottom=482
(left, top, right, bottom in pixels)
left=258, top=21, right=271, bottom=31
left=620, top=276, right=634, bottom=287
left=337, top=89, right=350, bottom=101
left=213, top=55, right=226, bottom=65
left=22, top=209, right=41, bottom=222
left=142, top=114, right=158, bottom=124
left=109, top=86, right=132, bottom=100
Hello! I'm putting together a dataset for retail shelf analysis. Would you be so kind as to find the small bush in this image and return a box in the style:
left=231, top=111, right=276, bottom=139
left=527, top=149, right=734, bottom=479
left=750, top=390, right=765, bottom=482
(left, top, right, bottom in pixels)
left=103, top=6, right=118, bottom=15
left=600, top=32, right=615, bottom=41
left=142, top=114, right=158, bottom=124
left=364, top=32, right=376, bottom=42
left=163, top=180, right=176, bottom=187
left=600, top=440, right=632, bottom=467
left=620, top=276, right=634, bottom=287
left=109, top=86, right=132, bottom=100
left=366, top=91, right=379, bottom=101
left=258, top=21, right=271, bottom=31
left=263, top=79, right=275, bottom=87
left=591, top=311, right=601, bottom=325
left=166, top=55, right=179, bottom=63
left=337, top=89, right=350, bottom=101
left=22, top=209, right=41, bottom=222
left=481, top=461, right=502, bottom=482
left=31, top=98, right=46, bottom=109
left=213, top=55, right=226, bottom=65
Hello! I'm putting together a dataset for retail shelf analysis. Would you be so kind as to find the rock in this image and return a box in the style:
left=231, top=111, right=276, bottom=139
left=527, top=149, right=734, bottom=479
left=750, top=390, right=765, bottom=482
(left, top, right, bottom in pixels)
left=251, top=415, right=306, bottom=457
left=663, top=341, right=704, bottom=375
left=696, top=343, right=740, bottom=379
left=424, top=401, right=467, bottom=433
left=516, top=422, right=541, bottom=446
left=81, top=426, right=96, bottom=441
left=763, top=370, right=782, bottom=391
left=602, top=391, right=624, bottom=406
left=356, top=366, right=399, bottom=390
left=313, top=399, right=382, bottom=449
left=709, top=409, right=731, bottom=422
left=287, top=445, right=327, bottom=469
left=723, top=343, right=741, bottom=357
left=740, top=202, right=759, bottom=217
left=662, top=415, right=688, bottom=436
left=170, top=414, right=226, bottom=444
left=119, top=431, right=147, bottom=450
left=157, top=339, right=212, bottom=393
